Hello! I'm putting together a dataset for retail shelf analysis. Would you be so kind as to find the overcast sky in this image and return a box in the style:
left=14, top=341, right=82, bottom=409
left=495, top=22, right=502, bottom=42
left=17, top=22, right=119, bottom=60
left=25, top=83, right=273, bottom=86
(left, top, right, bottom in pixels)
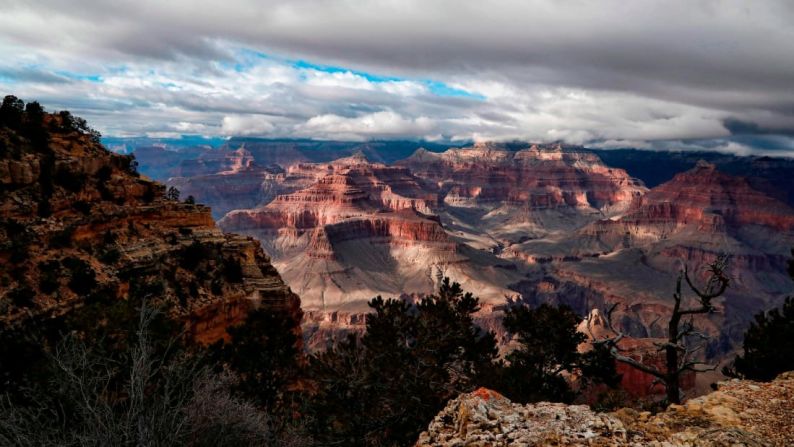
left=1, top=0, right=793, bottom=155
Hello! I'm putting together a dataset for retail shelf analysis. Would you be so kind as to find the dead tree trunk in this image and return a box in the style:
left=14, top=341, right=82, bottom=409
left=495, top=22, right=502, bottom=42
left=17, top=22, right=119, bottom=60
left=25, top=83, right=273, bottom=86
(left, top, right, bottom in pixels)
left=589, top=257, right=729, bottom=404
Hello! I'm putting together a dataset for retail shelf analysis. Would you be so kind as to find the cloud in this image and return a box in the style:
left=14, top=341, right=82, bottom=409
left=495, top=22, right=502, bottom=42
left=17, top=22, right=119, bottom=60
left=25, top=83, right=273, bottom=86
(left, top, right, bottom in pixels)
left=299, top=111, right=436, bottom=140
left=0, top=0, right=793, bottom=155
left=221, top=114, right=274, bottom=136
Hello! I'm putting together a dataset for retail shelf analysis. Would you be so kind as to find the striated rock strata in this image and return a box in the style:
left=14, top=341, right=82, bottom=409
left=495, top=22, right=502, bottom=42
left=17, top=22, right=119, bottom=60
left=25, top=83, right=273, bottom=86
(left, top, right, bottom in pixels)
left=0, top=111, right=300, bottom=345
left=399, top=142, right=645, bottom=215
left=220, top=154, right=520, bottom=310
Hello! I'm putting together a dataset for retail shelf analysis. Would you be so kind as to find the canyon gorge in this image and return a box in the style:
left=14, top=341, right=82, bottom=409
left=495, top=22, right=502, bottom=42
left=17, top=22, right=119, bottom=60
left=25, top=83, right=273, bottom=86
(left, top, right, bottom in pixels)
left=134, top=139, right=794, bottom=375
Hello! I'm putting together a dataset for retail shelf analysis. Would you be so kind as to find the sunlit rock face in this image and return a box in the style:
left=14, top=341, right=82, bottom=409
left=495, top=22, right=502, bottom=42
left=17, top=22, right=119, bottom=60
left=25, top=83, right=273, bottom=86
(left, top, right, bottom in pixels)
left=398, top=142, right=646, bottom=215
left=0, top=113, right=300, bottom=345
left=219, top=154, right=520, bottom=310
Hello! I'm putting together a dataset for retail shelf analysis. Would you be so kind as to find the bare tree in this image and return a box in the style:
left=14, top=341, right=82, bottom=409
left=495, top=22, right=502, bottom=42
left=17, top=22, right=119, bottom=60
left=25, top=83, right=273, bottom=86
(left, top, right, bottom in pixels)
left=0, top=304, right=309, bottom=446
left=587, top=256, right=730, bottom=404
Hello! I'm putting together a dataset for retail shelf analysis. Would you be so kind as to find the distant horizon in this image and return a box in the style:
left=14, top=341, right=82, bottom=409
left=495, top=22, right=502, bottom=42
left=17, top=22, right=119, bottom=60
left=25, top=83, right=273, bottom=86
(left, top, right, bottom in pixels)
left=100, top=133, right=794, bottom=159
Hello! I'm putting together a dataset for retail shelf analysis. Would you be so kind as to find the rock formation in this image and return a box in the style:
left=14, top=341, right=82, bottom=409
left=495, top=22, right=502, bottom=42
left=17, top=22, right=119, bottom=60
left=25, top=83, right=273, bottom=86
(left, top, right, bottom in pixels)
left=0, top=110, right=300, bottom=345
left=219, top=153, right=521, bottom=310
left=166, top=148, right=288, bottom=219
left=508, top=162, right=794, bottom=355
left=399, top=142, right=645, bottom=216
left=416, top=372, right=794, bottom=446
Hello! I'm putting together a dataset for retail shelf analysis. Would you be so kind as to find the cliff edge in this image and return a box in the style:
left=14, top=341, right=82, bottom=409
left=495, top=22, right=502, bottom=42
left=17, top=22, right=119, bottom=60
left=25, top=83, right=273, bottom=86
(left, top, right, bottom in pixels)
left=417, top=373, right=794, bottom=446
left=0, top=104, right=300, bottom=344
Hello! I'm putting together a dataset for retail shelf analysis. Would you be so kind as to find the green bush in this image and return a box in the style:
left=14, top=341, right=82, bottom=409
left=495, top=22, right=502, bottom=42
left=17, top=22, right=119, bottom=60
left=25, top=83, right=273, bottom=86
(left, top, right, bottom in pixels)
left=38, top=260, right=62, bottom=294
left=63, top=257, right=96, bottom=295
left=308, top=279, right=498, bottom=446
left=99, top=248, right=121, bottom=265
left=7, top=286, right=34, bottom=308
left=223, top=257, right=244, bottom=283
left=180, top=241, right=212, bottom=270
left=495, top=302, right=619, bottom=404
left=54, top=166, right=86, bottom=192
left=725, top=297, right=794, bottom=381
left=49, top=226, right=75, bottom=248
left=72, top=200, right=92, bottom=215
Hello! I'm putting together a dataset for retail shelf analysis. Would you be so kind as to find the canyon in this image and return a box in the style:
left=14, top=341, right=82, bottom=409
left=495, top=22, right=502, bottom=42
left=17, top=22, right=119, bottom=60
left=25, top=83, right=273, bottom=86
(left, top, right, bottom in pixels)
left=133, top=140, right=794, bottom=369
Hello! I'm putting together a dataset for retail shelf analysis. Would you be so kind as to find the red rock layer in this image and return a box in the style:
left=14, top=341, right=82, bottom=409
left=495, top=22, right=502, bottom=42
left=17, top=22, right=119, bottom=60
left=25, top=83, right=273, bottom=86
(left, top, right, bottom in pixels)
left=398, top=143, right=645, bottom=212
left=581, top=162, right=794, bottom=266
left=219, top=155, right=446, bottom=259
left=628, top=161, right=794, bottom=232
left=0, top=114, right=301, bottom=345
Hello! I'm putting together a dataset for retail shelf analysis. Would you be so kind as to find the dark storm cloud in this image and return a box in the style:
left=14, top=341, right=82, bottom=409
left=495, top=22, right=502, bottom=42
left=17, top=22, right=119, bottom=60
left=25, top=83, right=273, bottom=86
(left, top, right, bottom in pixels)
left=723, top=118, right=794, bottom=137
left=0, top=0, right=792, bottom=151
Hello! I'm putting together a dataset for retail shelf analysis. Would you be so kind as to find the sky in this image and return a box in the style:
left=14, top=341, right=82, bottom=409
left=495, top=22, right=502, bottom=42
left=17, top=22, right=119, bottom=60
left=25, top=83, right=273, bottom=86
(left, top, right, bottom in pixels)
left=1, top=0, right=793, bottom=155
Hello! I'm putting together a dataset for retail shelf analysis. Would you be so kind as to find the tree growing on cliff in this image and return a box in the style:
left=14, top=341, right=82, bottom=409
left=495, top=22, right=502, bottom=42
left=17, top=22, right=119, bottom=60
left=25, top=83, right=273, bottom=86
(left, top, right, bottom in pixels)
left=166, top=186, right=180, bottom=201
left=210, top=307, right=304, bottom=408
left=590, top=257, right=730, bottom=404
left=0, top=95, right=24, bottom=129
left=495, top=302, right=620, bottom=404
left=308, top=278, right=499, bottom=446
left=724, top=254, right=794, bottom=381
left=723, top=297, right=794, bottom=381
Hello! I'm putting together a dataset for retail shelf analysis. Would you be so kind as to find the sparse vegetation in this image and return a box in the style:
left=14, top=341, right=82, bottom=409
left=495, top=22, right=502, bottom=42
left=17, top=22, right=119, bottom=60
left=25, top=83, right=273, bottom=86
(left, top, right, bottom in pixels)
left=725, top=255, right=794, bottom=381
left=166, top=186, right=181, bottom=201
left=0, top=306, right=304, bottom=447
left=38, top=260, right=62, bottom=294
left=54, top=166, right=86, bottom=192
left=592, top=257, right=730, bottom=404
left=306, top=278, right=499, bottom=446
left=7, top=286, right=34, bottom=309
left=496, top=302, right=620, bottom=404
left=99, top=247, right=121, bottom=264
left=49, top=225, right=75, bottom=248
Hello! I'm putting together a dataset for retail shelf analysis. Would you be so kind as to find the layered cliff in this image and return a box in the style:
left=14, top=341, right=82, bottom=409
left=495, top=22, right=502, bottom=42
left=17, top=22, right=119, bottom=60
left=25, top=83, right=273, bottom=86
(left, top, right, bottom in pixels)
left=0, top=109, right=300, bottom=345
left=399, top=143, right=646, bottom=215
left=594, top=161, right=794, bottom=241
left=166, top=148, right=288, bottom=219
left=417, top=373, right=794, bottom=446
left=219, top=154, right=519, bottom=310
left=505, top=163, right=794, bottom=358
left=571, top=162, right=794, bottom=294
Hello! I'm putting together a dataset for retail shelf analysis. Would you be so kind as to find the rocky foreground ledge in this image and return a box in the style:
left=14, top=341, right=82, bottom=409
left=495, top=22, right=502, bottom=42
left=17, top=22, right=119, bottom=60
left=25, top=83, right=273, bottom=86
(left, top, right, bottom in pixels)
left=416, top=373, right=794, bottom=446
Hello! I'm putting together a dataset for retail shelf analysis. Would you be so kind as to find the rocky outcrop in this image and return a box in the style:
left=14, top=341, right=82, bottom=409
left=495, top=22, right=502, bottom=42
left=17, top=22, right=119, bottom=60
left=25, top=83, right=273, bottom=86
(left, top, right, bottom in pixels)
left=417, top=372, right=794, bottom=446
left=399, top=143, right=646, bottom=214
left=0, top=111, right=300, bottom=345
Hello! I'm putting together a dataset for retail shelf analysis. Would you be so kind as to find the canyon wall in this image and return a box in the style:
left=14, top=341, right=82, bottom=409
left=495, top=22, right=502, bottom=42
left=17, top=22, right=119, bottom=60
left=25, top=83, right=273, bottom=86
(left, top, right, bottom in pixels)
left=0, top=112, right=300, bottom=345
